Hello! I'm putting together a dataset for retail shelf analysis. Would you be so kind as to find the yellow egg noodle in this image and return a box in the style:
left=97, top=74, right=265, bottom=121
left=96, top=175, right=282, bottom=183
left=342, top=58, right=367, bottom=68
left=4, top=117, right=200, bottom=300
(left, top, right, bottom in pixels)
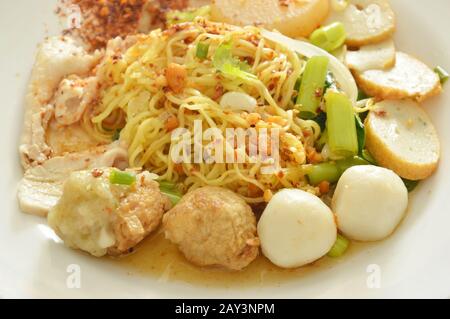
left=84, top=19, right=321, bottom=203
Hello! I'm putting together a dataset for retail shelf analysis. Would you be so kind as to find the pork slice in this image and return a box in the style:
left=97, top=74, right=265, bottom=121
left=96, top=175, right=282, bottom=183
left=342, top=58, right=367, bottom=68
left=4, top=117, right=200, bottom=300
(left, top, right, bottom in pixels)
left=17, top=142, right=128, bottom=217
left=20, top=36, right=102, bottom=169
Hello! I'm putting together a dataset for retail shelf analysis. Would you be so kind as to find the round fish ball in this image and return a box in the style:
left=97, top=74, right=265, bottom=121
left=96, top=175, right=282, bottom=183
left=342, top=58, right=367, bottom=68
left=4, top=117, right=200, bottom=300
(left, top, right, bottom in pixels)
left=258, top=189, right=337, bottom=268
left=332, top=165, right=408, bottom=242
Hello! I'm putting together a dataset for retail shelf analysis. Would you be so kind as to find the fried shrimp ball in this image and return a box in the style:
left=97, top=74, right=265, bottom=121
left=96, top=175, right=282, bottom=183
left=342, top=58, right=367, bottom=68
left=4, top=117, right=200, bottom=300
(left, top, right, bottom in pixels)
left=163, top=186, right=260, bottom=270
left=48, top=169, right=171, bottom=257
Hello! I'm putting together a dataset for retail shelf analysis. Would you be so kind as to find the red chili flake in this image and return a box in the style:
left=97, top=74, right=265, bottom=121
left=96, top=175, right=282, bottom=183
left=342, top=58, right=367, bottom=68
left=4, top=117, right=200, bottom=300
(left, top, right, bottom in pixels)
left=213, top=85, right=224, bottom=101
left=91, top=168, right=104, bottom=178
left=58, top=0, right=149, bottom=50
left=375, top=110, right=387, bottom=117
left=314, top=88, right=324, bottom=98
left=247, top=34, right=260, bottom=47
left=302, top=129, right=312, bottom=137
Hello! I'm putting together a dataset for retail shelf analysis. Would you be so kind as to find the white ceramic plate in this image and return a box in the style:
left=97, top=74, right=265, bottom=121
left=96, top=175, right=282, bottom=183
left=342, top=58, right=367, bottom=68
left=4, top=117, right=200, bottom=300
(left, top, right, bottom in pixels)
left=1, top=0, right=449, bottom=298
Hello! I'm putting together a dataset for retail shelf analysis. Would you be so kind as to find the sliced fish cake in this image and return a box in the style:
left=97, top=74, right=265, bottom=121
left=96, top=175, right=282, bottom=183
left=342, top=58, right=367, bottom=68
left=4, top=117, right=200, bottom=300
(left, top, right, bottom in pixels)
left=211, top=0, right=330, bottom=38
left=346, top=39, right=396, bottom=72
left=365, top=100, right=440, bottom=180
left=354, top=52, right=442, bottom=102
left=326, top=0, right=396, bottom=46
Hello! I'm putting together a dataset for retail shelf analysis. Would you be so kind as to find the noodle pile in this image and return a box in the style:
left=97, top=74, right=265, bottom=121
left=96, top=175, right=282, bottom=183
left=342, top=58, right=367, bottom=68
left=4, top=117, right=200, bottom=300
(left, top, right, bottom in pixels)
left=86, top=19, right=322, bottom=203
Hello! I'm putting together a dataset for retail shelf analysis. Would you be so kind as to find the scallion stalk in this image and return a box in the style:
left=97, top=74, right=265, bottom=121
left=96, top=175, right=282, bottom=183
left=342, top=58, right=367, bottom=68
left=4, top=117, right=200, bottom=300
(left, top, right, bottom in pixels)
left=307, top=162, right=341, bottom=185
left=328, top=234, right=350, bottom=258
left=297, top=56, right=329, bottom=118
left=309, top=22, right=346, bottom=52
left=307, top=156, right=370, bottom=185
left=325, top=90, right=358, bottom=157
left=109, top=170, right=136, bottom=186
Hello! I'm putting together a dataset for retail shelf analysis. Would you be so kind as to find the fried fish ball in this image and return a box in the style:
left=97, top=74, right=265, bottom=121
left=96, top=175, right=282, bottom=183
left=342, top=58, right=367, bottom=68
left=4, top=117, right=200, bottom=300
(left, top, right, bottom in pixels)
left=163, top=186, right=260, bottom=270
left=48, top=169, right=171, bottom=257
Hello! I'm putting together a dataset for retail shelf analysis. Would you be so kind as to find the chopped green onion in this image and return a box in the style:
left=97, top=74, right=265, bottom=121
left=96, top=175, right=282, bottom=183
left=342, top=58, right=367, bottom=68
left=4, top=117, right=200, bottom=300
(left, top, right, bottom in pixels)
left=328, top=234, right=350, bottom=258
left=297, top=56, right=329, bottom=118
left=159, top=181, right=178, bottom=189
left=355, top=114, right=366, bottom=154
left=158, top=181, right=183, bottom=205
left=221, top=62, right=254, bottom=80
left=307, top=162, right=341, bottom=185
left=196, top=42, right=209, bottom=59
left=161, top=191, right=182, bottom=205
left=109, top=170, right=136, bottom=186
left=213, top=43, right=234, bottom=69
left=213, top=43, right=255, bottom=81
left=435, top=66, right=449, bottom=85
left=403, top=179, right=420, bottom=193
left=166, top=5, right=210, bottom=25
left=309, top=22, right=346, bottom=52
left=325, top=90, right=359, bottom=157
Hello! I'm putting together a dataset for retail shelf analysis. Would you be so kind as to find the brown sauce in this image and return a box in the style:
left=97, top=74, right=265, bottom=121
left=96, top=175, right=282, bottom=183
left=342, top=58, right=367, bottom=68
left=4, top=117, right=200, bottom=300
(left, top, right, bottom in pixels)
left=114, top=230, right=366, bottom=287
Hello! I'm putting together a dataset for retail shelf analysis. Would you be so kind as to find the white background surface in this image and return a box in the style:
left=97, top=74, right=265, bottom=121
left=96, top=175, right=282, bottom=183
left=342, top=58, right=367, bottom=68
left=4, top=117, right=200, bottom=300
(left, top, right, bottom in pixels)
left=0, top=0, right=449, bottom=298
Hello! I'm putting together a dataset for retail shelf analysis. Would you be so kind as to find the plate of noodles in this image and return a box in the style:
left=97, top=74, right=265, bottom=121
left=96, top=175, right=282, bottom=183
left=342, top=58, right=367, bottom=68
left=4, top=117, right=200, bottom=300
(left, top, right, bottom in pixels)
left=1, top=0, right=450, bottom=298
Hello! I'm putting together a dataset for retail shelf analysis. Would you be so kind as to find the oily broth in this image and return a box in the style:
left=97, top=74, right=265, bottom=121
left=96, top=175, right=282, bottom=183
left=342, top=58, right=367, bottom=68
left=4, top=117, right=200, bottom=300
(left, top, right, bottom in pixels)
left=114, top=229, right=363, bottom=287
